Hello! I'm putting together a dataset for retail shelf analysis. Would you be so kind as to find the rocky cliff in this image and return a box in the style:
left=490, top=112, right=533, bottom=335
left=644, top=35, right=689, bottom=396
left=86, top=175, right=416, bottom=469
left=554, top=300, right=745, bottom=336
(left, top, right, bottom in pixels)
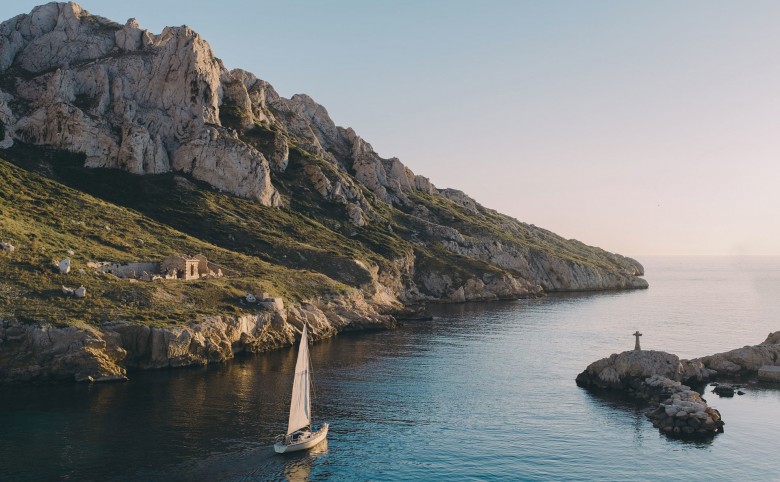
left=0, top=3, right=648, bottom=382
left=0, top=295, right=393, bottom=383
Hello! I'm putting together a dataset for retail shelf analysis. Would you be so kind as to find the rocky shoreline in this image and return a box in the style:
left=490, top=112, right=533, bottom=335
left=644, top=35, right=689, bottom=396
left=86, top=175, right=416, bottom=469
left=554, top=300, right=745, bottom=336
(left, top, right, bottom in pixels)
left=576, top=332, right=780, bottom=438
left=0, top=293, right=395, bottom=384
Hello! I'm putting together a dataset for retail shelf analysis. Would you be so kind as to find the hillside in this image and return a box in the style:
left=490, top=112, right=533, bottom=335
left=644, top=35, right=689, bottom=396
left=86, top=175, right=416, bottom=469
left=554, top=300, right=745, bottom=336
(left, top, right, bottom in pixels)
left=0, top=3, right=647, bottom=382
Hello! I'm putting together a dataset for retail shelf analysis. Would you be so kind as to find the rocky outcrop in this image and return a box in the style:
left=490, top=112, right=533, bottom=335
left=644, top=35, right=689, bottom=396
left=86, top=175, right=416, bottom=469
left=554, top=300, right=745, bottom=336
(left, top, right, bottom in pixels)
left=577, top=332, right=780, bottom=391
left=758, top=365, right=780, bottom=382
left=574, top=350, right=724, bottom=438
left=763, top=331, right=780, bottom=345
left=642, top=376, right=724, bottom=437
left=0, top=3, right=279, bottom=205
left=575, top=349, right=717, bottom=390
left=692, top=331, right=780, bottom=377
left=0, top=292, right=394, bottom=383
left=413, top=269, right=541, bottom=302
left=0, top=318, right=127, bottom=383
left=577, top=333, right=780, bottom=439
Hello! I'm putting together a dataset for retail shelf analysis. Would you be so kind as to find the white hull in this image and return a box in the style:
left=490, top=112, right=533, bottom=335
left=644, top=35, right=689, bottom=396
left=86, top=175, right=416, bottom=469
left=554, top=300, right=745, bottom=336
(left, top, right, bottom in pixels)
left=274, top=424, right=329, bottom=454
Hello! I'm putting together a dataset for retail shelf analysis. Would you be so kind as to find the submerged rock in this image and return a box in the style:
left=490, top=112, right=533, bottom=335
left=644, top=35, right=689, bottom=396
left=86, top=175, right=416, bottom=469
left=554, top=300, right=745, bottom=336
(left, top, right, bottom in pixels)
left=713, top=384, right=735, bottom=397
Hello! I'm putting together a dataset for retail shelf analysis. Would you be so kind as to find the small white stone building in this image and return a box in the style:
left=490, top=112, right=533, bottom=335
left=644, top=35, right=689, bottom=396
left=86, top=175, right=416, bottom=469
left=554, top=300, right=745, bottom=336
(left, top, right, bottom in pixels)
left=95, top=254, right=220, bottom=281
left=161, top=255, right=201, bottom=281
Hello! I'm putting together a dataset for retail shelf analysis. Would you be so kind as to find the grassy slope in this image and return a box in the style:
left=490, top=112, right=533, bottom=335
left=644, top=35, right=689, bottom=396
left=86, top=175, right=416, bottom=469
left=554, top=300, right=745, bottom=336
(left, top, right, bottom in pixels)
left=3, top=142, right=512, bottom=293
left=0, top=156, right=351, bottom=328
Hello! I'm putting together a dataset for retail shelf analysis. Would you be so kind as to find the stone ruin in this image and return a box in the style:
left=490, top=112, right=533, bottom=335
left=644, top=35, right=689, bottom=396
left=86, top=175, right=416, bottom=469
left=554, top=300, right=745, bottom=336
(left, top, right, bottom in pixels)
left=91, top=254, right=223, bottom=281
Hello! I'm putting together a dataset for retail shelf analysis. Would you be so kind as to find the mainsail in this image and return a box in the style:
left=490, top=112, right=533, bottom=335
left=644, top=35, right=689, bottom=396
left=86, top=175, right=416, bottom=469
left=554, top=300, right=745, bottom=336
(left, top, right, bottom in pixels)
left=286, top=325, right=311, bottom=434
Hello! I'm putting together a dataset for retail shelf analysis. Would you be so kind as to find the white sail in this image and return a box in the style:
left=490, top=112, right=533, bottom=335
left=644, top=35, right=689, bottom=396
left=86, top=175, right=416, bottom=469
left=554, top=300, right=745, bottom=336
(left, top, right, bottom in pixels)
left=286, top=325, right=311, bottom=434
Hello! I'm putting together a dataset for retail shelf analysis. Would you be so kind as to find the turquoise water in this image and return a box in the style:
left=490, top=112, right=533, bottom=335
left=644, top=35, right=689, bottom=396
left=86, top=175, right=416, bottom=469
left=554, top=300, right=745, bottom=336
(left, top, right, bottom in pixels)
left=1, top=256, right=779, bottom=480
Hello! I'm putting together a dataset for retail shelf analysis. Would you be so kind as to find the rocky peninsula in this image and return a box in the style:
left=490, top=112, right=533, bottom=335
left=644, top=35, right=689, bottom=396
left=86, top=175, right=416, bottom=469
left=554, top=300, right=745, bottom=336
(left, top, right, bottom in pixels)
left=0, top=3, right=647, bottom=383
left=576, top=332, right=780, bottom=438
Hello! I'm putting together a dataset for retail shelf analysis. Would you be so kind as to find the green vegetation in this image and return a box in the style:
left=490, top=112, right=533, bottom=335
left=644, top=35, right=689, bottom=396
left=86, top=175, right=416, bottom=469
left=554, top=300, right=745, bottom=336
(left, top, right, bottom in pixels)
left=0, top=155, right=350, bottom=328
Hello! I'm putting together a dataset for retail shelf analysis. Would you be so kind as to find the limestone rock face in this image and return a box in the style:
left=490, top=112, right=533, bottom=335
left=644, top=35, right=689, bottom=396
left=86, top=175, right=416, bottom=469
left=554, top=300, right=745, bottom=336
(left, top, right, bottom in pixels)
left=172, top=127, right=280, bottom=205
left=0, top=2, right=278, bottom=205
left=106, top=293, right=392, bottom=370
left=0, top=319, right=127, bottom=383
left=111, top=312, right=294, bottom=369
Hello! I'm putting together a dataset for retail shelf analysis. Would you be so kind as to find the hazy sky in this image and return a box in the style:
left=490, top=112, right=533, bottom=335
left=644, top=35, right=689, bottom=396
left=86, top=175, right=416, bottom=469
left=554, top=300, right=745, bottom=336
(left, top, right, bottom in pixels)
left=3, top=1, right=779, bottom=256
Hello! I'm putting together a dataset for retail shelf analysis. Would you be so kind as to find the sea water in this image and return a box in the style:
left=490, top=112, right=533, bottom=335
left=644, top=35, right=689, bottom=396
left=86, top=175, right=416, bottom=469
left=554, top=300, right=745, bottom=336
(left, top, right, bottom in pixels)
left=1, top=256, right=779, bottom=481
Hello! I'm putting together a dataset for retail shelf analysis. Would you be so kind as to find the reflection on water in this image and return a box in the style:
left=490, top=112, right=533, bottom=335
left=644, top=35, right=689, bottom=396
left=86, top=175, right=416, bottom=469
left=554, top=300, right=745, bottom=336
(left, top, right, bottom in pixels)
left=283, top=440, right=328, bottom=482
left=1, top=256, right=779, bottom=480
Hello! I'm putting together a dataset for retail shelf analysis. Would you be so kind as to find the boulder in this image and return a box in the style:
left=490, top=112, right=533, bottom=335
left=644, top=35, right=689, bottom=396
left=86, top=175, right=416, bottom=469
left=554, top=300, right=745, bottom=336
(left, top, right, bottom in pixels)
left=713, top=384, right=735, bottom=397
left=58, top=258, right=71, bottom=274
left=74, top=286, right=86, bottom=298
left=0, top=241, right=15, bottom=252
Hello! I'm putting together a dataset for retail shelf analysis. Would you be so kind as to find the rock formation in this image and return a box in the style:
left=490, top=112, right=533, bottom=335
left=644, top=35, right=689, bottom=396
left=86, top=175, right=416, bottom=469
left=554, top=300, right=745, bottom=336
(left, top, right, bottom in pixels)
left=0, top=3, right=279, bottom=205
left=0, top=318, right=127, bottom=383
left=0, top=293, right=393, bottom=383
left=576, top=332, right=780, bottom=438
left=642, top=376, right=724, bottom=437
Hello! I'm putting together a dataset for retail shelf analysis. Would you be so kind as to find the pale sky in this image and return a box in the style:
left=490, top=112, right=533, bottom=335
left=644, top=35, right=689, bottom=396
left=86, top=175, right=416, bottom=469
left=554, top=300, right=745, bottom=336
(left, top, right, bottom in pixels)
left=3, top=1, right=779, bottom=256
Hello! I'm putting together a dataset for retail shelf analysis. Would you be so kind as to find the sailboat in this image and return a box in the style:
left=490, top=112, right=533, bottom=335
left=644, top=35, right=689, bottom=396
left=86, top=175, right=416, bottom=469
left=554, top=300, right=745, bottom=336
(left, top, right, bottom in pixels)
left=274, top=325, right=329, bottom=454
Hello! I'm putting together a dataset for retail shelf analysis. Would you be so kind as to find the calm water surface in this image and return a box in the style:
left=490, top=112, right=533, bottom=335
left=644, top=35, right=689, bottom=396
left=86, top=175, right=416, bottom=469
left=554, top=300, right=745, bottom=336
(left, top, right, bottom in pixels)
left=2, top=256, right=780, bottom=480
